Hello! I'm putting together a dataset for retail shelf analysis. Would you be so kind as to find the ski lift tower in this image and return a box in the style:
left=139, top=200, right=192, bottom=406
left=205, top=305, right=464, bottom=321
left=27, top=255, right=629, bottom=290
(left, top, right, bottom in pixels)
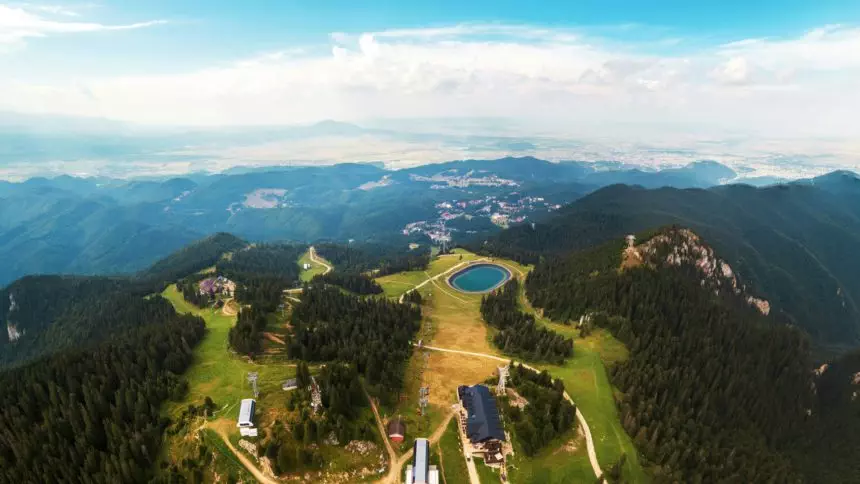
left=247, top=372, right=259, bottom=399
left=497, top=365, right=510, bottom=396
left=419, top=386, right=430, bottom=416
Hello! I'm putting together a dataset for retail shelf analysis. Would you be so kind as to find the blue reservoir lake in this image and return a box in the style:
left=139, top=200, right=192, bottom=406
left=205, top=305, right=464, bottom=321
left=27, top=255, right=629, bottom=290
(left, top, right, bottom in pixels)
left=448, top=264, right=511, bottom=293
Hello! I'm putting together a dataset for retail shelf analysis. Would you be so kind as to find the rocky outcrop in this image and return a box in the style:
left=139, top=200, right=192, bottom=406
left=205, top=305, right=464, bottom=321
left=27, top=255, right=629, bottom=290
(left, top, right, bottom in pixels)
left=627, top=228, right=771, bottom=315
left=5, top=294, right=22, bottom=343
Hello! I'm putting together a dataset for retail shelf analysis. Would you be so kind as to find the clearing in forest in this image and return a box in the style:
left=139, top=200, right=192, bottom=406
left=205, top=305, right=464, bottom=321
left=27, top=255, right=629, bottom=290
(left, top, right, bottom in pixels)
left=375, top=249, right=648, bottom=483
left=298, top=248, right=330, bottom=282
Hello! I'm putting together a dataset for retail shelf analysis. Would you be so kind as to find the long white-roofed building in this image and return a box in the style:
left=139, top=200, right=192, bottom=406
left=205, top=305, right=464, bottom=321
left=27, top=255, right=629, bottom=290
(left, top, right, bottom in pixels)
left=404, top=438, right=439, bottom=484
left=237, top=399, right=258, bottom=436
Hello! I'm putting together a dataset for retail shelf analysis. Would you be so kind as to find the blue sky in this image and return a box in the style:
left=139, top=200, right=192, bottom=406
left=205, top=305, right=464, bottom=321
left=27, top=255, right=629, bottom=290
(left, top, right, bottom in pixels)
left=1, top=1, right=859, bottom=139
left=13, top=0, right=860, bottom=73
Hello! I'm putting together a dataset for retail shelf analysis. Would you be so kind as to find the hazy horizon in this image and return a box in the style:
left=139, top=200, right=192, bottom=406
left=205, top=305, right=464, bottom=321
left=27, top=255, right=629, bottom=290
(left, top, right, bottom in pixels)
left=1, top=1, right=859, bottom=180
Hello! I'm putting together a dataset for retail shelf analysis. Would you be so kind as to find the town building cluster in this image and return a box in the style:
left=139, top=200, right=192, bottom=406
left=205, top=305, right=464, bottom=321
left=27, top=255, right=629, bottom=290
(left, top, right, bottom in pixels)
left=409, top=171, right=519, bottom=189
left=402, top=194, right=562, bottom=241
left=198, top=276, right=236, bottom=298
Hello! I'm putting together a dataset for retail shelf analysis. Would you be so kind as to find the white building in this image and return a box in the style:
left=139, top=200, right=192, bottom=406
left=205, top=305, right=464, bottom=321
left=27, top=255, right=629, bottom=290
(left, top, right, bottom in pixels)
left=237, top=399, right=258, bottom=437
left=404, top=438, right=440, bottom=484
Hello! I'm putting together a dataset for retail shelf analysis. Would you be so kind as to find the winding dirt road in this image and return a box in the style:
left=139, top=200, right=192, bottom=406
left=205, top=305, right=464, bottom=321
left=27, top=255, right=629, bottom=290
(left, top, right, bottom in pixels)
left=211, top=424, right=279, bottom=484
left=366, top=386, right=456, bottom=484
left=283, top=246, right=333, bottom=296
left=309, top=246, right=333, bottom=275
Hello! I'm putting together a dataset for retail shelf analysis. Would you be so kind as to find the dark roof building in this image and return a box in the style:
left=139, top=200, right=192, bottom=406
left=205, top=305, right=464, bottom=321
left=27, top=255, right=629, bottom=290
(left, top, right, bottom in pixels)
left=199, top=278, right=216, bottom=294
left=458, top=385, right=505, bottom=443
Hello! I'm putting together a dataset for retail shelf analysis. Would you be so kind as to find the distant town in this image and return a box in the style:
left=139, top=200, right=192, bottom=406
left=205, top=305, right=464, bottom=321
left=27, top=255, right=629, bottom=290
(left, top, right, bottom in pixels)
left=402, top=192, right=562, bottom=242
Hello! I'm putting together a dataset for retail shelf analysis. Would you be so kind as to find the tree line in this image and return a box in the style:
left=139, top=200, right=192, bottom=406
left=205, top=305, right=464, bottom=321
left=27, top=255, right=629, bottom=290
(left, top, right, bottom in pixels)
left=0, top=306, right=205, bottom=483
left=502, top=364, right=577, bottom=456
left=288, top=285, right=421, bottom=404
left=315, top=242, right=430, bottom=276
left=480, top=279, right=573, bottom=364
left=228, top=306, right=269, bottom=357
left=312, top=271, right=383, bottom=295
left=525, top=233, right=825, bottom=482
left=264, top=362, right=377, bottom=476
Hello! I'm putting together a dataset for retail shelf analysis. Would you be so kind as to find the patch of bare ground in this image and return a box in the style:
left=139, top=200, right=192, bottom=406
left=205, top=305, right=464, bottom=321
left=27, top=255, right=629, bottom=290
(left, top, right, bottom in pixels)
left=621, top=246, right=643, bottom=269
left=420, top=351, right=500, bottom=407
left=506, top=388, right=528, bottom=409
left=553, top=428, right=585, bottom=456
left=262, top=332, right=286, bottom=345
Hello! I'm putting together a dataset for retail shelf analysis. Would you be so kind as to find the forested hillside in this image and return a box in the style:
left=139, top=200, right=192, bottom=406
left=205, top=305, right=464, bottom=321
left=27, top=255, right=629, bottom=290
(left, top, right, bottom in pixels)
left=479, top=174, right=860, bottom=347
left=139, top=232, right=246, bottom=284
left=480, top=279, right=573, bottom=363
left=288, top=284, right=421, bottom=404
left=314, top=242, right=430, bottom=276
left=217, top=243, right=305, bottom=311
left=0, top=308, right=205, bottom=482
left=0, top=277, right=178, bottom=367
left=524, top=228, right=859, bottom=482
left=0, top=233, right=246, bottom=367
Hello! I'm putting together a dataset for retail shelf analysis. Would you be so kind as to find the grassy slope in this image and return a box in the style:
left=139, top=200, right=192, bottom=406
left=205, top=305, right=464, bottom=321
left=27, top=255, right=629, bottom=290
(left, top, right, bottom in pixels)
left=375, top=249, right=482, bottom=299
left=375, top=249, right=648, bottom=483
left=540, top=328, right=645, bottom=482
left=522, top=283, right=647, bottom=482
left=161, top=285, right=291, bottom=416
left=158, top=286, right=295, bottom=481
left=506, top=428, right=594, bottom=484
left=161, top=284, right=389, bottom=481
left=475, top=459, right=501, bottom=483
left=298, top=249, right=329, bottom=282
left=437, top=418, right=470, bottom=484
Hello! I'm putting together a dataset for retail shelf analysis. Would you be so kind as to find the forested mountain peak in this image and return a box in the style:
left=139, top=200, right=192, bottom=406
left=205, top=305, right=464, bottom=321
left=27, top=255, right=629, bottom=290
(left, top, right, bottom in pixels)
left=521, top=228, right=860, bottom=481
left=479, top=179, right=860, bottom=347
left=625, top=228, right=771, bottom=315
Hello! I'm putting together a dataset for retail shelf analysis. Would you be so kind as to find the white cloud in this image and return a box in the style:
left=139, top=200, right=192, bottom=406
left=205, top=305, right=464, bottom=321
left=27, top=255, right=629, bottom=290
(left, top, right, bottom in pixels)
left=712, top=56, right=751, bottom=85
left=0, top=22, right=858, bottom=140
left=0, top=4, right=165, bottom=45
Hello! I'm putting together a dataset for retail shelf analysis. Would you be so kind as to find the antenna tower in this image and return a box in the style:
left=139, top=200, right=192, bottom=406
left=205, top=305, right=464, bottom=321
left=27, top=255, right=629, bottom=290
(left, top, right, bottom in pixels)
left=247, top=372, right=259, bottom=399
left=419, top=386, right=430, bottom=415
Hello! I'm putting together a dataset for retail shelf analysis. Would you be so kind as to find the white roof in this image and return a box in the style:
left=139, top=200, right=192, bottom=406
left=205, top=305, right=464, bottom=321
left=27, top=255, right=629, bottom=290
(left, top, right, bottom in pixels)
left=237, top=399, right=255, bottom=427
left=413, top=438, right=430, bottom=483
left=428, top=467, right=440, bottom=484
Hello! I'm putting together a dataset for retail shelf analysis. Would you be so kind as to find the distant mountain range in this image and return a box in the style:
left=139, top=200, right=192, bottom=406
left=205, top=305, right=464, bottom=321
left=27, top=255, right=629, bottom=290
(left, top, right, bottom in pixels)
left=0, top=156, right=770, bottom=287
left=480, top=170, right=860, bottom=349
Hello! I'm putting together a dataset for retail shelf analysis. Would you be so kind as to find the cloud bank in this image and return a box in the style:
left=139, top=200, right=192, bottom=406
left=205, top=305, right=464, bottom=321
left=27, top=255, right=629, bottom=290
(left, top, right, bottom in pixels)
left=0, top=4, right=165, bottom=45
left=1, top=19, right=859, bottom=139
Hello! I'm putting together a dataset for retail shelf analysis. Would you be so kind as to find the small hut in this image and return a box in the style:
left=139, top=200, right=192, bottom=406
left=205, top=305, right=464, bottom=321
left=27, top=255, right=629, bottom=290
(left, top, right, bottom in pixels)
left=388, top=418, right=406, bottom=443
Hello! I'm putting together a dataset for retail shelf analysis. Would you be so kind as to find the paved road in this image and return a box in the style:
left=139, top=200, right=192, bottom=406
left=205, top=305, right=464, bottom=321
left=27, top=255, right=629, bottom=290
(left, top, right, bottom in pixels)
left=418, top=344, right=603, bottom=480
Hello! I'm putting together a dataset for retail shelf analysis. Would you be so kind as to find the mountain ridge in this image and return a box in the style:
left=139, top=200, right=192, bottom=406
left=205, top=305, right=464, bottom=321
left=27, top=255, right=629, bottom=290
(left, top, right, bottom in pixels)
left=478, top=179, right=860, bottom=348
